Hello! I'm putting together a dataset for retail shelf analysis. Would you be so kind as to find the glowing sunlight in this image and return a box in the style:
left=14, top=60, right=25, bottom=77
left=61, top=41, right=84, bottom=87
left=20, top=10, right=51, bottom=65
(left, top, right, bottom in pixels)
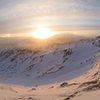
left=30, top=27, right=55, bottom=39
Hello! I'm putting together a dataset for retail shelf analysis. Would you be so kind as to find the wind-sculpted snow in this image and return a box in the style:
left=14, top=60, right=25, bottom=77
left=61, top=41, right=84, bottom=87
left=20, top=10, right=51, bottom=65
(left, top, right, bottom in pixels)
left=0, top=37, right=100, bottom=86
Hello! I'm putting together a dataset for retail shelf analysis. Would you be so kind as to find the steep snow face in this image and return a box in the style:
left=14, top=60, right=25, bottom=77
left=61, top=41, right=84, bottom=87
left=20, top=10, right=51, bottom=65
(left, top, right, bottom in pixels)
left=0, top=37, right=100, bottom=86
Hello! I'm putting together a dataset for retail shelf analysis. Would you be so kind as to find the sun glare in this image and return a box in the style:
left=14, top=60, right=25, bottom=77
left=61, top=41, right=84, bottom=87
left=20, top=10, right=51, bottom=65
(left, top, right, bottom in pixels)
left=31, top=27, right=55, bottom=39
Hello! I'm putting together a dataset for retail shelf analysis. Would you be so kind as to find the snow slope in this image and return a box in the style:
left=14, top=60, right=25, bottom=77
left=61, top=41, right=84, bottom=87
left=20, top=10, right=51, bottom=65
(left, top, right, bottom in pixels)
left=0, top=36, right=99, bottom=100
left=0, top=55, right=99, bottom=100
left=0, top=36, right=100, bottom=86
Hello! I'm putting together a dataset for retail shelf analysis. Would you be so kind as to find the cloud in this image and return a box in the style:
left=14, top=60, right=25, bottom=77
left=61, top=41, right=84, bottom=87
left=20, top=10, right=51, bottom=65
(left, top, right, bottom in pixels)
left=0, top=0, right=100, bottom=34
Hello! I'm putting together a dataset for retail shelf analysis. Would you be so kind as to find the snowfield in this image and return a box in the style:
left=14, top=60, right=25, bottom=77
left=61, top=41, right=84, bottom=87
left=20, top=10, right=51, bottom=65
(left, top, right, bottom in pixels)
left=0, top=36, right=100, bottom=100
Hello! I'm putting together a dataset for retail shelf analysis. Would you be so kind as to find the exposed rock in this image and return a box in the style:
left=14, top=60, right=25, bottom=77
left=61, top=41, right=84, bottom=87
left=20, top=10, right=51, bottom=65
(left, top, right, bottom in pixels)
left=78, top=80, right=98, bottom=88
left=60, top=82, right=68, bottom=88
left=64, top=92, right=79, bottom=100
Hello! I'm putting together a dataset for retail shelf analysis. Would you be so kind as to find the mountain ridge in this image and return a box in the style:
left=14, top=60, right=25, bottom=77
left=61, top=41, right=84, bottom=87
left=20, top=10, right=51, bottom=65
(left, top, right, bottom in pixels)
left=0, top=36, right=99, bottom=86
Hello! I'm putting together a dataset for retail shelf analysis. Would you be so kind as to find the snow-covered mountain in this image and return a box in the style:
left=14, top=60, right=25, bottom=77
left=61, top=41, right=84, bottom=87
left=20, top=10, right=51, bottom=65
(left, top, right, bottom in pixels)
left=0, top=36, right=100, bottom=86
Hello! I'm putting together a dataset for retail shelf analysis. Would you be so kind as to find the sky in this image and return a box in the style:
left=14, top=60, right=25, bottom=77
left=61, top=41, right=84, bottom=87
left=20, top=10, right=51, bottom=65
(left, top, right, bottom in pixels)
left=0, top=0, right=100, bottom=36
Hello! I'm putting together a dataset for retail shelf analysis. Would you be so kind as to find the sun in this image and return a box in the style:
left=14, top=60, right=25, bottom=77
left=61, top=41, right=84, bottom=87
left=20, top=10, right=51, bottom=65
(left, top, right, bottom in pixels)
left=31, top=27, right=55, bottom=39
